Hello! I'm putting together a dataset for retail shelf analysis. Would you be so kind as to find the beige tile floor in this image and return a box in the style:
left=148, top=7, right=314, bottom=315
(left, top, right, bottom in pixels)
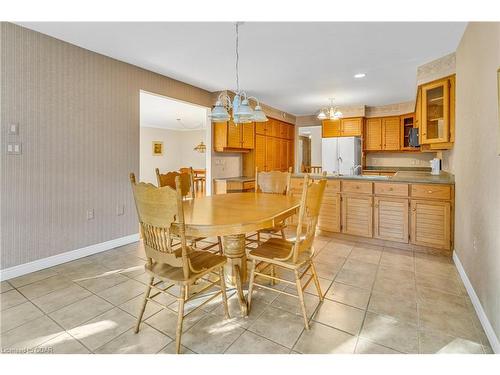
left=0, top=232, right=493, bottom=354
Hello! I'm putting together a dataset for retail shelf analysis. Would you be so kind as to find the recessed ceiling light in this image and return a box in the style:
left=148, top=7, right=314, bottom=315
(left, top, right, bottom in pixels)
left=354, top=73, right=366, bottom=79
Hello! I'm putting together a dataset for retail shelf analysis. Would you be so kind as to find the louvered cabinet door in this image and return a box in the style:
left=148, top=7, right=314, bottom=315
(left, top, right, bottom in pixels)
left=273, top=138, right=281, bottom=171
left=280, top=139, right=288, bottom=170
left=255, top=134, right=267, bottom=172
left=241, top=122, right=255, bottom=149
left=341, top=195, right=373, bottom=237
left=410, top=200, right=451, bottom=250
left=265, top=136, right=275, bottom=172
left=365, top=118, right=382, bottom=150
left=318, top=184, right=341, bottom=232
left=374, top=197, right=409, bottom=243
left=382, top=117, right=401, bottom=150
left=227, top=120, right=241, bottom=148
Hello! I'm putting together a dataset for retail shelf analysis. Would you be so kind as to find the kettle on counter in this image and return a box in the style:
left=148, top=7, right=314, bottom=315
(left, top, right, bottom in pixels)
left=430, top=158, right=441, bottom=175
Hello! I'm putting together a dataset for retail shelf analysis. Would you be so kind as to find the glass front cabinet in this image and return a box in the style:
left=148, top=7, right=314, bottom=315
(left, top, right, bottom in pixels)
left=419, top=75, right=455, bottom=147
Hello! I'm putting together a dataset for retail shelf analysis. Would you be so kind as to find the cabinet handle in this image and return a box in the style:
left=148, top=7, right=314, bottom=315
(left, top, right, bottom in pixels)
left=389, top=187, right=393, bottom=191
left=428, top=190, right=433, bottom=194
left=412, top=208, right=416, bottom=212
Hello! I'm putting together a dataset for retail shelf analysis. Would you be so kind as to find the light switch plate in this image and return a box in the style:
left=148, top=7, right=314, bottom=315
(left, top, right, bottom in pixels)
left=8, top=123, right=19, bottom=135
left=7, top=142, right=22, bottom=155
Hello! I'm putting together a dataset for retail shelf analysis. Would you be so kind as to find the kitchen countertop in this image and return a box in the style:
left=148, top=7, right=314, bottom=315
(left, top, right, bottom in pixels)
left=213, top=176, right=255, bottom=182
left=292, top=170, right=454, bottom=185
left=363, top=166, right=432, bottom=172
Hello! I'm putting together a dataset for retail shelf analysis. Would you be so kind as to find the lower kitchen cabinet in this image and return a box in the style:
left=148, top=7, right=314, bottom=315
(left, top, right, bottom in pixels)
left=410, top=200, right=451, bottom=250
left=341, top=194, right=373, bottom=237
left=373, top=197, right=409, bottom=243
left=318, top=181, right=341, bottom=232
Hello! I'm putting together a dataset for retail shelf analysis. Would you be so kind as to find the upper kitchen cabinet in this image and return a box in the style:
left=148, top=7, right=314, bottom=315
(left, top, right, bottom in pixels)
left=322, top=117, right=363, bottom=138
left=400, top=113, right=418, bottom=151
left=213, top=120, right=255, bottom=152
left=364, top=118, right=382, bottom=150
left=341, top=117, right=363, bottom=136
left=418, top=75, right=455, bottom=150
left=381, top=116, right=400, bottom=150
left=322, top=119, right=341, bottom=137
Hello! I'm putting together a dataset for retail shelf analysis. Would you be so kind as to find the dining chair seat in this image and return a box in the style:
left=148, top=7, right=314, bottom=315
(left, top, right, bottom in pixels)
left=248, top=238, right=312, bottom=269
left=145, top=251, right=227, bottom=284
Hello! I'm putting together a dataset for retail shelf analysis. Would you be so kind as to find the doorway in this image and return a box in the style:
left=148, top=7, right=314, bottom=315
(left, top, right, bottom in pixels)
left=297, top=126, right=322, bottom=172
left=139, top=91, right=212, bottom=195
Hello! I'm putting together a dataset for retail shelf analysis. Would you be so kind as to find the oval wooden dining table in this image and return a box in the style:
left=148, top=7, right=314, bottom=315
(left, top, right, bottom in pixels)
left=180, top=192, right=300, bottom=316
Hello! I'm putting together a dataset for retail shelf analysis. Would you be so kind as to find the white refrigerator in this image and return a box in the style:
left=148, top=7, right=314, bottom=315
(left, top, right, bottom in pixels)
left=321, top=137, right=361, bottom=175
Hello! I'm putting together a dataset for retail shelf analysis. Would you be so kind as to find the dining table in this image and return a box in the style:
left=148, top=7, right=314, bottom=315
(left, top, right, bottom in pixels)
left=180, top=192, right=300, bottom=316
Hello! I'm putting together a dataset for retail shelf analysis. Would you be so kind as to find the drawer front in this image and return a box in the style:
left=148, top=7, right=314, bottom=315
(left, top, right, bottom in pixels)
left=411, top=184, right=451, bottom=200
left=243, top=181, right=255, bottom=190
left=324, top=180, right=341, bottom=195
left=374, top=182, right=409, bottom=197
left=342, top=180, right=373, bottom=194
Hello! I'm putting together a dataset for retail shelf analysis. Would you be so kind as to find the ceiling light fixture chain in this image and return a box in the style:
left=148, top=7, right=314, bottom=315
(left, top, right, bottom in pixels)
left=210, top=22, right=268, bottom=124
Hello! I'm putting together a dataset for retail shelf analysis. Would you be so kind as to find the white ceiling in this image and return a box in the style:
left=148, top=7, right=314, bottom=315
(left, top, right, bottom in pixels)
left=140, top=91, right=207, bottom=130
left=18, top=22, right=466, bottom=115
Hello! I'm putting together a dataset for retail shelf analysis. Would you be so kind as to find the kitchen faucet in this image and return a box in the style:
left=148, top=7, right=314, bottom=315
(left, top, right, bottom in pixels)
left=352, top=165, right=362, bottom=175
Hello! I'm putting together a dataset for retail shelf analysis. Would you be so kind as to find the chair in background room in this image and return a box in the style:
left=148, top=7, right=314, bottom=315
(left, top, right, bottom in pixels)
left=247, top=174, right=327, bottom=329
left=130, top=173, right=229, bottom=354
left=254, top=166, right=293, bottom=243
left=156, top=168, right=223, bottom=254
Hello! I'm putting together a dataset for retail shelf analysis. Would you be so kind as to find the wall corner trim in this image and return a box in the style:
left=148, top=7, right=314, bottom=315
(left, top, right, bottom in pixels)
left=453, top=251, right=499, bottom=353
left=0, top=234, right=140, bottom=281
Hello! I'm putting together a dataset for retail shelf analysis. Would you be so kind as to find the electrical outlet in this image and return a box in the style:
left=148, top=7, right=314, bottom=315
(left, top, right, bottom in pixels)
left=8, top=123, right=19, bottom=135
left=86, top=209, right=94, bottom=220
left=7, top=143, right=22, bottom=155
left=116, top=204, right=125, bottom=216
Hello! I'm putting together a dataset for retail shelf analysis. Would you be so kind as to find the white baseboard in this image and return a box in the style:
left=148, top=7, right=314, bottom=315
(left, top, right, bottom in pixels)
left=0, top=233, right=140, bottom=281
left=453, top=251, right=499, bottom=353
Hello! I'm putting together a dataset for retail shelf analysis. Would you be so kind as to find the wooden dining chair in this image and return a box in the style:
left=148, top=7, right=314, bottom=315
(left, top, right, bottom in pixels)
left=130, top=173, right=230, bottom=354
left=247, top=174, right=327, bottom=329
left=156, top=168, right=223, bottom=254
left=254, top=166, right=293, bottom=243
left=156, top=168, right=195, bottom=199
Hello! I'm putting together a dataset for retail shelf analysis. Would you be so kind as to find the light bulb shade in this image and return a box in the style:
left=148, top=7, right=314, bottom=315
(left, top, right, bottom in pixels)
left=333, top=110, right=343, bottom=119
left=233, top=114, right=253, bottom=124
left=210, top=101, right=230, bottom=122
left=317, top=110, right=327, bottom=120
left=253, top=105, right=268, bottom=122
left=234, top=99, right=254, bottom=117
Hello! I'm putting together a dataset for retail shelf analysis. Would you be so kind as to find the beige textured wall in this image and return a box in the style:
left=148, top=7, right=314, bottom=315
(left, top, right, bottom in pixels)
left=0, top=23, right=214, bottom=269
left=139, top=127, right=207, bottom=185
left=453, top=22, right=500, bottom=339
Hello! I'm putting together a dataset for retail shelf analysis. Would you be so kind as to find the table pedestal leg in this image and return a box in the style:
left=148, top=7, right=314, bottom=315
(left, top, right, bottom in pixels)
left=222, top=234, right=248, bottom=317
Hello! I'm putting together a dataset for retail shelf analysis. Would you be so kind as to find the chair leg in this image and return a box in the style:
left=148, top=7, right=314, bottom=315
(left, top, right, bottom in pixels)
left=256, top=231, right=261, bottom=245
left=135, top=276, right=154, bottom=333
left=280, top=229, right=286, bottom=239
left=175, top=285, right=186, bottom=354
left=219, top=268, right=230, bottom=319
left=310, top=261, right=324, bottom=301
left=185, top=285, right=189, bottom=300
left=294, top=269, right=310, bottom=330
left=270, top=265, right=276, bottom=286
left=217, top=236, right=223, bottom=254
left=247, top=259, right=257, bottom=312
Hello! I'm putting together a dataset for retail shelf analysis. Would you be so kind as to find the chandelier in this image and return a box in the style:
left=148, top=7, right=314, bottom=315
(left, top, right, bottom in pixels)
left=210, top=23, right=268, bottom=124
left=193, top=141, right=206, bottom=153
left=317, top=98, right=343, bottom=120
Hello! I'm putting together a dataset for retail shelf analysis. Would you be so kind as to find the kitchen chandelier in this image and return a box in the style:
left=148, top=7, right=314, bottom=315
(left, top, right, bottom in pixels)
left=210, top=22, right=268, bottom=124
left=317, top=98, right=343, bottom=120
left=193, top=141, right=206, bottom=153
